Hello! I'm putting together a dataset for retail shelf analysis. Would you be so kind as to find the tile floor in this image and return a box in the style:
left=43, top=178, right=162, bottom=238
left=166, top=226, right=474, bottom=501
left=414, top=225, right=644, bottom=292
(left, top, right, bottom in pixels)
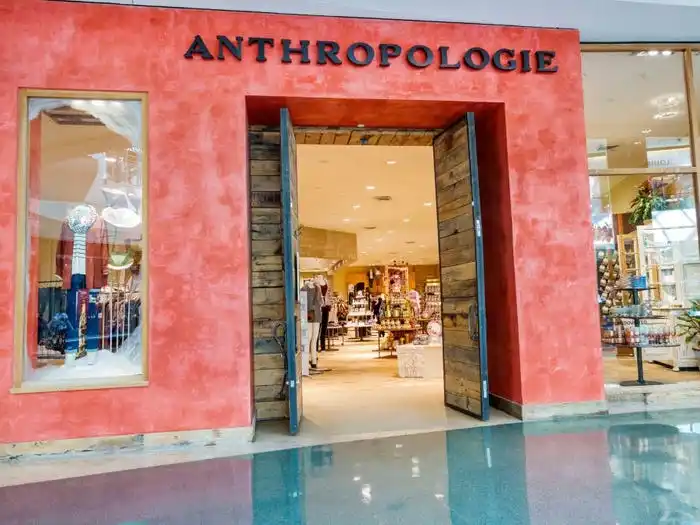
left=4, top=408, right=700, bottom=524
left=0, top=340, right=513, bottom=488
left=4, top=341, right=700, bottom=497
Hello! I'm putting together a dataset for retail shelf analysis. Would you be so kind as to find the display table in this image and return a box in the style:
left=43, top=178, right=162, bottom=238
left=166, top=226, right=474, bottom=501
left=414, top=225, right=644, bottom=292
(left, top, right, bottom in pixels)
left=396, top=343, right=443, bottom=379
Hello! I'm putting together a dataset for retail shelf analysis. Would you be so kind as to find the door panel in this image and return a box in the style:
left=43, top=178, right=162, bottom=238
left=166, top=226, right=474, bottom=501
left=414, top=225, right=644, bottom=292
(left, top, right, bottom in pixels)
left=433, top=113, right=489, bottom=420
left=280, top=108, right=303, bottom=434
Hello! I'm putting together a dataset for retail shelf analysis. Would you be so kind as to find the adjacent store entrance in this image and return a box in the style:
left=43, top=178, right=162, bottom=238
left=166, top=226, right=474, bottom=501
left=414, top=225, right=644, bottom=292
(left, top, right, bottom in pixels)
left=249, top=101, right=491, bottom=437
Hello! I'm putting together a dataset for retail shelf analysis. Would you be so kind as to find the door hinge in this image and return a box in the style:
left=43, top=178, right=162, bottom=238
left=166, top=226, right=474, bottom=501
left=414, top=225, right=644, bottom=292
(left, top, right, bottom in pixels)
left=476, top=218, right=482, bottom=238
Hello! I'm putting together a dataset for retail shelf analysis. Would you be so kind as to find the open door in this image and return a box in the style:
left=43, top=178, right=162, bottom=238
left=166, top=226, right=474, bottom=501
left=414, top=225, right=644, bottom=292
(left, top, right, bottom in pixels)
left=433, top=113, right=489, bottom=420
left=280, top=108, right=303, bottom=434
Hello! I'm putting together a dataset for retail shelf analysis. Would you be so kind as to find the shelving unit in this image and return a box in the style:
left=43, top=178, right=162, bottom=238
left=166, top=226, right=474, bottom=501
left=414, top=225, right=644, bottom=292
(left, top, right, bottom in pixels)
left=614, top=286, right=679, bottom=386
left=346, top=293, right=372, bottom=341
left=638, top=224, right=700, bottom=370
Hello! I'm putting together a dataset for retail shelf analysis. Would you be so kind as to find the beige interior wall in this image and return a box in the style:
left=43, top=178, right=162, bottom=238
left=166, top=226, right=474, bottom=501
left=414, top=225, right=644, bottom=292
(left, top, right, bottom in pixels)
left=35, top=114, right=130, bottom=281
left=330, top=264, right=440, bottom=299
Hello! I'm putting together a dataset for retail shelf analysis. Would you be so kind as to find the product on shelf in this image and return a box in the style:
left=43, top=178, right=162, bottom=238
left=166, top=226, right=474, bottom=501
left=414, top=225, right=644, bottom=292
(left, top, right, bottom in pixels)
left=421, top=279, right=442, bottom=320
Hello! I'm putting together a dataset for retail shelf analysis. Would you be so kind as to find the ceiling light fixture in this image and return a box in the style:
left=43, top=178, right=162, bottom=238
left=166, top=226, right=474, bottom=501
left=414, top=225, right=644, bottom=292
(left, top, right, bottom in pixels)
left=343, top=218, right=350, bottom=222
left=366, top=185, right=376, bottom=190
left=653, top=111, right=679, bottom=120
left=648, top=50, right=660, bottom=56
left=633, top=141, right=642, bottom=145
left=642, top=128, right=652, bottom=134
left=386, top=160, right=397, bottom=165
left=423, top=202, right=432, bottom=207
left=403, top=218, right=410, bottom=223
left=352, top=204, right=361, bottom=210
left=662, top=50, right=673, bottom=56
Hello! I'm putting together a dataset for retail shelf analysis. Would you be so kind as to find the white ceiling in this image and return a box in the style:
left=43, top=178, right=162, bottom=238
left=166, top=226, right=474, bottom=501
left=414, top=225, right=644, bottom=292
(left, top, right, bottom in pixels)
left=297, top=145, right=439, bottom=267
left=67, top=0, right=700, bottom=42
left=582, top=51, right=696, bottom=146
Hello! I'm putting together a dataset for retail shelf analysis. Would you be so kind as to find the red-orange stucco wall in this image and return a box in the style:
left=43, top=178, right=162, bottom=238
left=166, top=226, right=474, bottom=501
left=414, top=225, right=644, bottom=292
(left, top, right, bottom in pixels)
left=0, top=0, right=603, bottom=443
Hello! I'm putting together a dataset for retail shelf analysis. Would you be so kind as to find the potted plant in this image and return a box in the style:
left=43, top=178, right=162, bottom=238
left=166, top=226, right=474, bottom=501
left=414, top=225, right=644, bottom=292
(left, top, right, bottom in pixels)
left=676, top=299, right=700, bottom=361
left=629, top=180, right=667, bottom=226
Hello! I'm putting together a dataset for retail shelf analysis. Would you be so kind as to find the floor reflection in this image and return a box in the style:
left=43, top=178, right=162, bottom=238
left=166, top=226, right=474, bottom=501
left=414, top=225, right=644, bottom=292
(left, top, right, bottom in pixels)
left=2, top=410, right=700, bottom=524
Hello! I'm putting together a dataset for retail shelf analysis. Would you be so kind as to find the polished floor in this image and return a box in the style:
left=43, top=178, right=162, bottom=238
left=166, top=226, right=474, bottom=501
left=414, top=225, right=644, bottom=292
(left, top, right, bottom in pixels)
left=300, top=340, right=513, bottom=439
left=3, top=409, right=700, bottom=524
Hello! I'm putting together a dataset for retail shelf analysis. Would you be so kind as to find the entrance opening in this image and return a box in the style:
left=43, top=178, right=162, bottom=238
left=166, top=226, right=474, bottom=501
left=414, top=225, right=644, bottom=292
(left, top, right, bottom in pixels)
left=248, top=97, right=516, bottom=440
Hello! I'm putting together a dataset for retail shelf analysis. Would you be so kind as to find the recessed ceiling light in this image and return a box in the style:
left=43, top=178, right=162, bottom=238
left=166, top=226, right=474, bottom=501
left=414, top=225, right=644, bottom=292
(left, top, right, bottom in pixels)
left=403, top=218, right=410, bottom=223
left=352, top=204, right=361, bottom=210
left=633, top=140, right=642, bottom=145
left=366, top=185, right=376, bottom=190
left=386, top=160, right=397, bottom=165
left=648, top=50, right=660, bottom=56
left=662, top=50, right=673, bottom=56
left=642, top=128, right=652, bottom=134
left=343, top=218, right=350, bottom=222
left=423, top=202, right=432, bottom=206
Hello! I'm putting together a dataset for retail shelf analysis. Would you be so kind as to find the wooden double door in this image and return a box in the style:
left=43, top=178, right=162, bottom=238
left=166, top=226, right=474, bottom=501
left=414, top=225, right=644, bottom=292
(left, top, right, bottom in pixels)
left=277, top=110, right=489, bottom=434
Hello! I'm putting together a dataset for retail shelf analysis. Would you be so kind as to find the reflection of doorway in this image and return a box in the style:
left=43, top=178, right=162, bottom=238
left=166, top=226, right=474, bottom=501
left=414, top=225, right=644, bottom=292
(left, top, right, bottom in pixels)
left=249, top=100, right=497, bottom=438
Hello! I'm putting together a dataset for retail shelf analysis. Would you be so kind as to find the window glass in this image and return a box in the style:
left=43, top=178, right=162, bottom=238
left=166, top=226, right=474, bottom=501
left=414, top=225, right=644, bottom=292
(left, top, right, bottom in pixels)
left=583, top=52, right=691, bottom=169
left=589, top=172, right=700, bottom=383
left=23, top=95, right=145, bottom=385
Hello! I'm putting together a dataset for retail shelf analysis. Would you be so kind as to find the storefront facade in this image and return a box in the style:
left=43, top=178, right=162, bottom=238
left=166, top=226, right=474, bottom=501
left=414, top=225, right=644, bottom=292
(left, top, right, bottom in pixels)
left=0, top=0, right=661, bottom=451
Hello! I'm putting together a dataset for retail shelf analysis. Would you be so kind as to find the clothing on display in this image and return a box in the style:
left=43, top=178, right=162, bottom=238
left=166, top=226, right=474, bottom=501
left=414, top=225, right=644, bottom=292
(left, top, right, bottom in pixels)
left=55, top=207, right=109, bottom=290
left=303, top=280, right=322, bottom=366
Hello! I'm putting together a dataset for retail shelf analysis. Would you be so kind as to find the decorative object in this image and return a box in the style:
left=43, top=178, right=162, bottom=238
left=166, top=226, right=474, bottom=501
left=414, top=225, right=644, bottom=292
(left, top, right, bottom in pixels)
left=629, top=179, right=666, bottom=226
left=677, top=300, right=700, bottom=360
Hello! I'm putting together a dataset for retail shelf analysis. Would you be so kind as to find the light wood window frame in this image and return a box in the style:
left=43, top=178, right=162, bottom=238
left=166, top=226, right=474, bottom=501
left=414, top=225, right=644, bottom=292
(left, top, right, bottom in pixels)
left=13, top=89, right=149, bottom=393
left=583, top=45, right=700, bottom=255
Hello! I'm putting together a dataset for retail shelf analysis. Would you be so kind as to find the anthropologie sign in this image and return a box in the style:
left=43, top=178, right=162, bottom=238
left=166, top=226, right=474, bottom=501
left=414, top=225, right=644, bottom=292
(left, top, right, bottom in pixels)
left=184, top=36, right=558, bottom=72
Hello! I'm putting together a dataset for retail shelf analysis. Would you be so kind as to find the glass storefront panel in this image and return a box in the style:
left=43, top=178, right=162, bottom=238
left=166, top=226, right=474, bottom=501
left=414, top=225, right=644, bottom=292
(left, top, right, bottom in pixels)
left=21, top=94, right=145, bottom=385
left=583, top=52, right=692, bottom=170
left=589, top=171, right=700, bottom=380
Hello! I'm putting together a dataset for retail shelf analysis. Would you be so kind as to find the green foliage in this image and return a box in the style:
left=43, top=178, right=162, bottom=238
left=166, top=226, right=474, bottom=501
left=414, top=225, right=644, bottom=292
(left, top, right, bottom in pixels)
left=629, top=180, right=667, bottom=226
left=677, top=299, right=700, bottom=346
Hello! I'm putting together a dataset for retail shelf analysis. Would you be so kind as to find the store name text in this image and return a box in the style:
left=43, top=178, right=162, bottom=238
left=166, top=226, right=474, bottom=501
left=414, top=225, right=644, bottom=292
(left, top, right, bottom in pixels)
left=184, top=35, right=558, bottom=73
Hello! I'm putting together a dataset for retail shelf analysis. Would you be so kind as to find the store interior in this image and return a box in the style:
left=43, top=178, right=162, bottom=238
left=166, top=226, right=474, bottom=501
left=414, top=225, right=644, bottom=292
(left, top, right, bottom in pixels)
left=584, top=51, right=700, bottom=388
left=295, top=143, right=474, bottom=435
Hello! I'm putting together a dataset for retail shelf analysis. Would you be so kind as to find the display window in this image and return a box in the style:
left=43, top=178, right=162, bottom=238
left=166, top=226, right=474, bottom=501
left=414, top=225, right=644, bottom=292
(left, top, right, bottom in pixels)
left=584, top=48, right=700, bottom=386
left=14, top=90, right=147, bottom=390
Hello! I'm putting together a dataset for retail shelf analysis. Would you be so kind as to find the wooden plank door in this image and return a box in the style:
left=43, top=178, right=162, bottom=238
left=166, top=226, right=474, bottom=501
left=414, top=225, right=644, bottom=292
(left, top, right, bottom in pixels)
left=433, top=113, right=489, bottom=420
left=280, top=108, right=303, bottom=434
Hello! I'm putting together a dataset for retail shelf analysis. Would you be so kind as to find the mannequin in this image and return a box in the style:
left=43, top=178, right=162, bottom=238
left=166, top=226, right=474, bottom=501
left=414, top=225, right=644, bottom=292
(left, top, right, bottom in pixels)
left=56, top=204, right=107, bottom=365
left=304, top=280, right=322, bottom=368
left=317, top=274, right=331, bottom=352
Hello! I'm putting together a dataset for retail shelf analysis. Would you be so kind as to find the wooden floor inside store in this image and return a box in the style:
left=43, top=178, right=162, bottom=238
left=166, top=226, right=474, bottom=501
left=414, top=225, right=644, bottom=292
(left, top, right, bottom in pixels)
left=603, top=355, right=700, bottom=384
